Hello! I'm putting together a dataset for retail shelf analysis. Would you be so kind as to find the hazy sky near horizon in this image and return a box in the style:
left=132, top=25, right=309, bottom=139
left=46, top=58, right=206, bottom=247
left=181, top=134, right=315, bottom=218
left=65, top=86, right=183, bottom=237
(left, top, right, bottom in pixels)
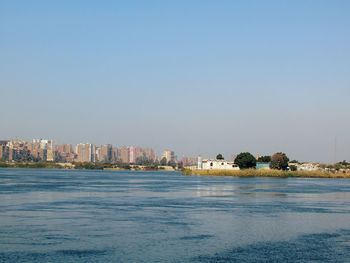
left=1, top=1, right=350, bottom=162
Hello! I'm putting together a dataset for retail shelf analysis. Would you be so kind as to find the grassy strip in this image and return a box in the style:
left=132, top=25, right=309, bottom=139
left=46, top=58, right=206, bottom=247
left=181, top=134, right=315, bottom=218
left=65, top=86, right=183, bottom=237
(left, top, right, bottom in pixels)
left=0, top=162, right=63, bottom=169
left=183, top=168, right=350, bottom=178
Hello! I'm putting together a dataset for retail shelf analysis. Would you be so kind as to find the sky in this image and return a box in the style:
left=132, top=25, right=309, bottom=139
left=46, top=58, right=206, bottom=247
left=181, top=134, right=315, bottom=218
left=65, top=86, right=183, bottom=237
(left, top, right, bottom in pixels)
left=1, top=0, right=350, bottom=163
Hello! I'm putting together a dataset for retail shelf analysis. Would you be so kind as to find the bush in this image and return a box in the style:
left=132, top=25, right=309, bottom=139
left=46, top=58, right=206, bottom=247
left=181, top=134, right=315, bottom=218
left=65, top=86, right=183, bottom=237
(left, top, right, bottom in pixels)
left=216, top=154, right=224, bottom=160
left=270, top=152, right=289, bottom=170
left=257, top=156, right=271, bottom=163
left=290, top=165, right=298, bottom=171
left=234, top=152, right=256, bottom=169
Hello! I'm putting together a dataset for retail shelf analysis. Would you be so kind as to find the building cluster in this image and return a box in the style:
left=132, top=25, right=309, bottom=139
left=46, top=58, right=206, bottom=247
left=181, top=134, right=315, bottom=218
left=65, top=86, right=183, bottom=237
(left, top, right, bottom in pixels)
left=196, top=156, right=350, bottom=173
left=0, top=139, right=195, bottom=166
left=288, top=162, right=350, bottom=173
left=0, top=139, right=54, bottom=162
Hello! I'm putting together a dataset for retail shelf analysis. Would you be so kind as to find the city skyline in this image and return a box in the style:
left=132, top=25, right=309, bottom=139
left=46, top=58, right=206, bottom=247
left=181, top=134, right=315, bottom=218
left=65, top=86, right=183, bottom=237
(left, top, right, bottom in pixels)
left=1, top=1, right=350, bottom=163
left=0, top=136, right=347, bottom=165
left=0, top=138, right=176, bottom=164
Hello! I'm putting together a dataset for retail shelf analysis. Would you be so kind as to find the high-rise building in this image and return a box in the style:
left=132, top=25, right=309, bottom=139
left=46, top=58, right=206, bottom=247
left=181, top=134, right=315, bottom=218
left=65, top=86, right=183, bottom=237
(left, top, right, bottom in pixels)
left=143, top=148, right=156, bottom=161
left=56, top=144, right=73, bottom=155
left=7, top=140, right=30, bottom=161
left=30, top=139, right=54, bottom=161
left=129, top=146, right=136, bottom=163
left=97, top=144, right=113, bottom=163
left=162, top=150, right=175, bottom=163
left=112, top=147, right=118, bottom=163
left=119, top=146, right=129, bottom=164
left=76, top=143, right=95, bottom=162
left=0, top=141, right=8, bottom=160
left=117, top=146, right=156, bottom=164
left=46, top=140, right=54, bottom=161
left=181, top=156, right=197, bottom=166
left=27, top=141, right=40, bottom=160
left=55, top=144, right=75, bottom=162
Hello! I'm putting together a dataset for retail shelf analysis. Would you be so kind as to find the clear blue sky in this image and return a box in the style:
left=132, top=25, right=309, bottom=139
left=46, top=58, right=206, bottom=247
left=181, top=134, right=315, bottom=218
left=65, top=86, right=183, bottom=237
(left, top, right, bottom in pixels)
left=1, top=1, right=349, bottom=163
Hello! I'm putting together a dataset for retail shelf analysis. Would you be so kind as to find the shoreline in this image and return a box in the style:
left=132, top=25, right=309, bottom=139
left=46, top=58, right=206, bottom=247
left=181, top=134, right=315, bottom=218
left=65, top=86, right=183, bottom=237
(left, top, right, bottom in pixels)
left=183, top=168, right=350, bottom=179
left=0, top=162, right=177, bottom=171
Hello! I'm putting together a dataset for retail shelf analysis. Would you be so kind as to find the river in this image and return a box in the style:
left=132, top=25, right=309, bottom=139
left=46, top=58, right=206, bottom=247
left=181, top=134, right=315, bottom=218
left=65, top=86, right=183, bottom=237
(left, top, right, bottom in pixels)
left=0, top=169, right=349, bottom=262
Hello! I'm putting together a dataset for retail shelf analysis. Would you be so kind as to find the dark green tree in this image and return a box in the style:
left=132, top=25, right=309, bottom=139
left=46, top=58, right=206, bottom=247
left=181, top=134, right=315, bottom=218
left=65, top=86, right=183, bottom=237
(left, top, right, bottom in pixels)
left=338, top=160, right=349, bottom=166
left=234, top=152, right=256, bottom=169
left=167, top=160, right=177, bottom=168
left=135, top=155, right=153, bottom=165
left=270, top=152, right=290, bottom=170
left=289, top=165, right=298, bottom=171
left=257, top=155, right=271, bottom=163
left=160, top=157, right=167, bottom=166
left=216, top=154, right=224, bottom=160
left=289, top=160, right=299, bottom=164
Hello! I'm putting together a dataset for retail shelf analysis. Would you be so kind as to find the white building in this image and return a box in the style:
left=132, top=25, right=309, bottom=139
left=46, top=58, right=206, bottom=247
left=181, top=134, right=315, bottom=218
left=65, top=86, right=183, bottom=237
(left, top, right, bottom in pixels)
left=197, top=157, right=240, bottom=170
left=296, top=163, right=320, bottom=171
left=162, top=150, right=175, bottom=163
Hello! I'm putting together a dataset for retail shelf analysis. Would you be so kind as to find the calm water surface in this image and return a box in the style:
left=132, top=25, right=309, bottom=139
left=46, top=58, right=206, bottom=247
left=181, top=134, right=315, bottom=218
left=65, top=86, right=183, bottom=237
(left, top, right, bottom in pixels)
left=0, top=169, right=349, bottom=262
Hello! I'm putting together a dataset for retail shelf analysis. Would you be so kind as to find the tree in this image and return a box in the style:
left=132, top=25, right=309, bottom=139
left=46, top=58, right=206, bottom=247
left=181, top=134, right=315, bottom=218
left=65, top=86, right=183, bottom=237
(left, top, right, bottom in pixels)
left=270, top=152, right=290, bottom=170
left=290, top=160, right=299, bottom=164
left=257, top=155, right=271, bottom=163
left=290, top=165, right=298, bottom=171
left=135, top=155, right=153, bottom=165
left=216, top=154, right=224, bottom=160
left=234, top=152, right=256, bottom=169
left=338, top=160, right=349, bottom=166
left=154, top=159, right=160, bottom=166
left=167, top=160, right=177, bottom=168
left=160, top=157, right=167, bottom=166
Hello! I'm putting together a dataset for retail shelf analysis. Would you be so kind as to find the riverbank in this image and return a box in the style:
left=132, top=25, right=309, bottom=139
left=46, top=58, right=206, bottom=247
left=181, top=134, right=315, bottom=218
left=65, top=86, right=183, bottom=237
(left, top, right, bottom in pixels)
left=183, top=168, right=350, bottom=178
left=0, top=162, right=176, bottom=171
left=0, top=162, right=64, bottom=169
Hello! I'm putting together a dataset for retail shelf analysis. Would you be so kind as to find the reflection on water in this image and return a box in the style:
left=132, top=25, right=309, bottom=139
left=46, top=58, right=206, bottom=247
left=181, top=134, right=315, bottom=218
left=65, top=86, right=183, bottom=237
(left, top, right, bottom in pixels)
left=0, top=169, right=349, bottom=262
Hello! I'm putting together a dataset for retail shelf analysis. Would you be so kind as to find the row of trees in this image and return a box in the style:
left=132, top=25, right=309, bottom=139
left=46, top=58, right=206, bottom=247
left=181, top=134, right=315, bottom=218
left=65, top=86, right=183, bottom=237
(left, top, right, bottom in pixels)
left=216, top=152, right=290, bottom=170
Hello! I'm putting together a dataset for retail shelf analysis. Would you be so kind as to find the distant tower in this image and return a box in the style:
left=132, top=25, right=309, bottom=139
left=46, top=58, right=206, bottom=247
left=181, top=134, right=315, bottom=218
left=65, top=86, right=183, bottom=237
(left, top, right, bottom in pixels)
left=197, top=156, right=202, bottom=170
left=46, top=140, right=54, bottom=162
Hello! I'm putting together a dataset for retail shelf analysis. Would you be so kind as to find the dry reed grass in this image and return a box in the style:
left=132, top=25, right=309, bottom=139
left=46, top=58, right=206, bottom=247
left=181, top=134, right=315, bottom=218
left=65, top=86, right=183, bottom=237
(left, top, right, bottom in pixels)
left=183, top=168, right=350, bottom=178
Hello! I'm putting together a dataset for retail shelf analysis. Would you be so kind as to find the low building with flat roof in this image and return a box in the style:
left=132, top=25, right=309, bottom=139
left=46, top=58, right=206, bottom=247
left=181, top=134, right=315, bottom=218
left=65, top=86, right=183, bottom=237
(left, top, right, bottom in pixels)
left=198, top=157, right=239, bottom=170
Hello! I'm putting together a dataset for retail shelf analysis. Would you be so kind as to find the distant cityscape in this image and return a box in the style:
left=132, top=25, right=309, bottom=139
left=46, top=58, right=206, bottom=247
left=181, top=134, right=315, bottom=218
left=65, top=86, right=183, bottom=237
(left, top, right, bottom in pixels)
left=1, top=138, right=349, bottom=173
left=0, top=139, right=198, bottom=167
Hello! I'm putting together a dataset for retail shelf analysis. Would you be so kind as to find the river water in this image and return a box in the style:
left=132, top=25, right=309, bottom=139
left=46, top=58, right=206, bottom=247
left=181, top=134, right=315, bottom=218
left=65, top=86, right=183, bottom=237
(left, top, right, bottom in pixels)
left=0, top=169, right=349, bottom=262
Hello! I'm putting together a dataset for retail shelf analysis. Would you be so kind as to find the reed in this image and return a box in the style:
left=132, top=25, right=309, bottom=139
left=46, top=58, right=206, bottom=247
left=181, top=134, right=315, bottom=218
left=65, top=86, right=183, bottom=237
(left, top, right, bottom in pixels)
left=183, top=168, right=350, bottom=178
